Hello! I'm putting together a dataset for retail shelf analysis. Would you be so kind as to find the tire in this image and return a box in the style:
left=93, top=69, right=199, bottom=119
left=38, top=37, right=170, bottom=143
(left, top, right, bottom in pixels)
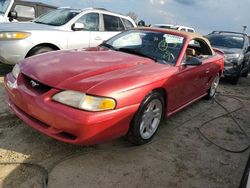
left=229, top=64, right=243, bottom=84
left=229, top=76, right=240, bottom=85
left=28, top=46, right=54, bottom=57
left=205, top=74, right=220, bottom=100
left=241, top=71, right=249, bottom=78
left=127, top=92, right=165, bottom=145
left=241, top=68, right=249, bottom=78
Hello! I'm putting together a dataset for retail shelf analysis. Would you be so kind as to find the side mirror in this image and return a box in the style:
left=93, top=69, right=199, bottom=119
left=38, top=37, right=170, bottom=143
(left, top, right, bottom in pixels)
left=72, top=23, right=85, bottom=31
left=8, top=11, right=18, bottom=22
left=183, top=56, right=202, bottom=66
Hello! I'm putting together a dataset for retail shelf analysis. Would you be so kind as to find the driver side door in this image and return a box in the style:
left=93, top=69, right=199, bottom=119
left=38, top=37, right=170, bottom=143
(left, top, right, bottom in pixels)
left=67, top=12, right=100, bottom=49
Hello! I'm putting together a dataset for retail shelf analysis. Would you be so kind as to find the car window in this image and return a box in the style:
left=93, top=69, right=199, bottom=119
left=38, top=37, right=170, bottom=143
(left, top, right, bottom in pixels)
left=122, top=18, right=134, bottom=29
left=76, top=13, right=99, bottom=31
left=154, top=25, right=177, bottom=30
left=207, top=34, right=244, bottom=49
left=180, top=28, right=186, bottom=31
left=34, top=9, right=80, bottom=26
left=104, top=30, right=185, bottom=65
left=103, top=14, right=125, bottom=31
left=14, top=5, right=35, bottom=19
left=188, top=39, right=213, bottom=57
left=0, top=0, right=11, bottom=14
left=188, top=29, right=194, bottom=33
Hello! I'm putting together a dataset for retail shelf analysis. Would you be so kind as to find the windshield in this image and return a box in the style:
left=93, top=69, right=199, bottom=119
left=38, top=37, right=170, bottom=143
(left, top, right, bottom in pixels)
left=0, top=0, right=11, bottom=14
left=207, top=34, right=244, bottom=49
left=102, top=30, right=185, bottom=65
left=34, top=9, right=80, bottom=26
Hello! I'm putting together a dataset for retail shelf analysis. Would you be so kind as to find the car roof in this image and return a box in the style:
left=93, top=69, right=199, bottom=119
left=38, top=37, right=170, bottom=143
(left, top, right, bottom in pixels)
left=58, top=7, right=131, bottom=19
left=210, top=31, right=247, bottom=37
left=153, top=24, right=175, bottom=26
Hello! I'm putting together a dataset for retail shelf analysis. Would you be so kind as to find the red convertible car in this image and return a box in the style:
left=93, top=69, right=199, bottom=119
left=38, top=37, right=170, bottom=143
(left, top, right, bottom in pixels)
left=4, top=28, right=224, bottom=145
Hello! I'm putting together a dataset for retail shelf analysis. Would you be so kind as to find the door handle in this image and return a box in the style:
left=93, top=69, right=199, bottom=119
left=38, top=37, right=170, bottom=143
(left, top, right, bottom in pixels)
left=95, top=36, right=102, bottom=40
left=205, top=68, right=210, bottom=74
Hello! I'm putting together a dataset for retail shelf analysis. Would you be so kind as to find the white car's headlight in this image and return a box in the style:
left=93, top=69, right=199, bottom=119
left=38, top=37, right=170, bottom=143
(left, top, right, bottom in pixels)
left=0, top=32, right=31, bottom=40
left=52, top=90, right=116, bottom=111
left=12, top=64, right=20, bottom=79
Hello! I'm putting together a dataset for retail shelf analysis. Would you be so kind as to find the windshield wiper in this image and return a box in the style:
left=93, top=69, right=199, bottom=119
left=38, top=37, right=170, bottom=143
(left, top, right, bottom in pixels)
left=118, top=48, right=157, bottom=62
left=99, top=42, right=116, bottom=50
left=34, top=21, right=48, bottom=25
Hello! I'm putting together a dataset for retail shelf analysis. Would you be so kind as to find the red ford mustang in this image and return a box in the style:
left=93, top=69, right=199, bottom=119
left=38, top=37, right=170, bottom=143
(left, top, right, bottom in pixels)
left=4, top=28, right=224, bottom=145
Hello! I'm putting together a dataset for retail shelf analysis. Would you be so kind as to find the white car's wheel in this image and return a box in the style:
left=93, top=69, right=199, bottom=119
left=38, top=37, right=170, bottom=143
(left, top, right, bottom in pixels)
left=29, top=46, right=54, bottom=57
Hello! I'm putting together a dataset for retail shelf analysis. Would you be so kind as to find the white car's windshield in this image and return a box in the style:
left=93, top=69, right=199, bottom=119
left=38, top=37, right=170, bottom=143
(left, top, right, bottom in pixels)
left=0, top=0, right=11, bottom=14
left=101, top=30, right=185, bottom=65
left=34, top=9, right=80, bottom=26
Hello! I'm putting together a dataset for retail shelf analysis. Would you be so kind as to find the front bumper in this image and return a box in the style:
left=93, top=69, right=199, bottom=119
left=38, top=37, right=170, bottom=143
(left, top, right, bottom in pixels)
left=223, top=60, right=241, bottom=78
left=0, top=39, right=33, bottom=65
left=4, top=73, right=139, bottom=145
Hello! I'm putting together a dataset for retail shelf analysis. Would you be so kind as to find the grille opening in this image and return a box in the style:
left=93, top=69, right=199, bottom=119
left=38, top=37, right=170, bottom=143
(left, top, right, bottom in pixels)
left=22, top=73, right=52, bottom=94
left=32, top=116, right=50, bottom=129
left=57, top=132, right=77, bottom=140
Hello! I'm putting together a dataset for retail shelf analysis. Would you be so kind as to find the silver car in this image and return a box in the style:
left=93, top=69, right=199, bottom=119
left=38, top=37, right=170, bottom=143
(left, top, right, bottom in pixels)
left=0, top=8, right=136, bottom=65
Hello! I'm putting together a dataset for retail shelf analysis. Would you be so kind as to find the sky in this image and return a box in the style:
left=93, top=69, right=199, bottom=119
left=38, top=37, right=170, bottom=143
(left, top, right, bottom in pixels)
left=33, top=0, right=249, bottom=35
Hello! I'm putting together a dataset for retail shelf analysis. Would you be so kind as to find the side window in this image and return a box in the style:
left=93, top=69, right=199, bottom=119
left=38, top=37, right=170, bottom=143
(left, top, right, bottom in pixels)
left=188, top=39, right=213, bottom=57
left=122, top=18, right=134, bottom=29
left=180, top=28, right=186, bottom=32
left=103, top=14, right=125, bottom=31
left=76, top=13, right=99, bottom=31
left=188, top=29, right=194, bottom=33
left=14, top=5, right=35, bottom=19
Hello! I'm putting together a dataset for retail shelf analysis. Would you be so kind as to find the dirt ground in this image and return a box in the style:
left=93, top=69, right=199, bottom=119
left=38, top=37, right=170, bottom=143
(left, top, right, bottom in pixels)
left=0, top=63, right=249, bottom=188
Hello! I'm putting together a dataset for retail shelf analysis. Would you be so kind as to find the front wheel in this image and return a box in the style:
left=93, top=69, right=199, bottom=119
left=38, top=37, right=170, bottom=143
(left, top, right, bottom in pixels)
left=241, top=71, right=249, bottom=78
left=241, top=67, right=249, bottom=78
left=28, top=46, right=54, bottom=57
left=127, top=92, right=165, bottom=145
left=205, top=74, right=220, bottom=100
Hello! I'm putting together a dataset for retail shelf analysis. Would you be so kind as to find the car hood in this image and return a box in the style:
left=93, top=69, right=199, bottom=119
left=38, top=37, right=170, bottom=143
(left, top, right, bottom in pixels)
left=20, top=48, right=173, bottom=94
left=0, top=22, right=60, bottom=31
left=0, top=14, right=7, bottom=22
left=214, top=46, right=242, bottom=55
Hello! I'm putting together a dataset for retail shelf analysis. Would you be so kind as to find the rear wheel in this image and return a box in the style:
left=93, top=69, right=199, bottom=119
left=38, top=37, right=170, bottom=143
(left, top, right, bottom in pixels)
left=205, top=74, right=220, bottom=100
left=127, top=92, right=165, bottom=145
left=28, top=46, right=54, bottom=57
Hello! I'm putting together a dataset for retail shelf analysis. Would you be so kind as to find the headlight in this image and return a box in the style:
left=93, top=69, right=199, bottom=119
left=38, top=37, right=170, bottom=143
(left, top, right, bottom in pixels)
left=225, top=54, right=240, bottom=60
left=0, top=32, right=31, bottom=40
left=52, top=90, right=116, bottom=111
left=12, top=64, right=20, bottom=79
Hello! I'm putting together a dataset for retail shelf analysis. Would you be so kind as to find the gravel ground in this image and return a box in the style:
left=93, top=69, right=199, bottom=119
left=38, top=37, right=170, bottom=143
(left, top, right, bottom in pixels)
left=0, top=63, right=249, bottom=188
